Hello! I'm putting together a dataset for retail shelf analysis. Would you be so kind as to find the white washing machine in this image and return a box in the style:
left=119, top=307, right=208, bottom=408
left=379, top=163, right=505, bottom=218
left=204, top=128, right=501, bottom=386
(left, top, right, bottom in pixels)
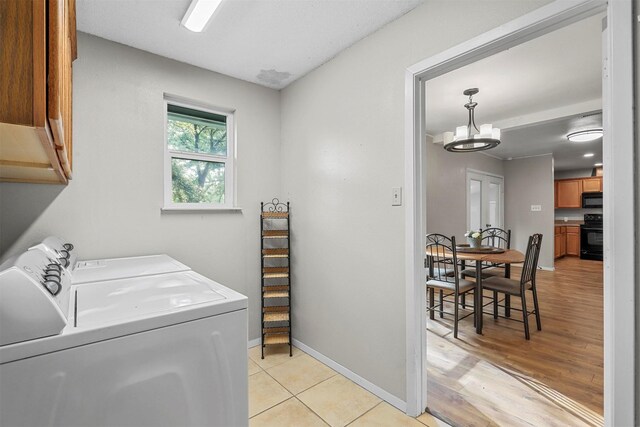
left=30, top=236, right=190, bottom=283
left=0, top=248, right=248, bottom=427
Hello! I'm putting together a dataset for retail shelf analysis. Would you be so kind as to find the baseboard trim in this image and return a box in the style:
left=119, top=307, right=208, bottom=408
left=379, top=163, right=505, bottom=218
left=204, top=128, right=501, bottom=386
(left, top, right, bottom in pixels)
left=539, top=266, right=555, bottom=271
left=248, top=337, right=261, bottom=348
left=292, top=338, right=407, bottom=413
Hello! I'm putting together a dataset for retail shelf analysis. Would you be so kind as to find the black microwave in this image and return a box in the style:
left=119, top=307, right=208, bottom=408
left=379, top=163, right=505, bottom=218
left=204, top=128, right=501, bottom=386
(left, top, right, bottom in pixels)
left=582, top=192, right=603, bottom=208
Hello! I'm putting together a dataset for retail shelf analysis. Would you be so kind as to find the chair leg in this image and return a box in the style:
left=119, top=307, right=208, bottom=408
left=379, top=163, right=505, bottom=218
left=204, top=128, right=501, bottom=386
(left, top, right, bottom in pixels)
left=439, top=290, right=444, bottom=318
left=505, top=295, right=511, bottom=318
left=428, top=287, right=435, bottom=320
left=470, top=290, right=476, bottom=328
left=521, top=292, right=530, bottom=340
left=531, top=283, right=542, bottom=331
left=461, top=293, right=466, bottom=308
left=454, top=291, right=459, bottom=339
left=493, top=291, right=498, bottom=319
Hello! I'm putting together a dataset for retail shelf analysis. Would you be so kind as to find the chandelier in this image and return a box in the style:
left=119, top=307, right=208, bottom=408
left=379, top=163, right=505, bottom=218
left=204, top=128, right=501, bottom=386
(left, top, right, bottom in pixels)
left=443, top=88, right=501, bottom=152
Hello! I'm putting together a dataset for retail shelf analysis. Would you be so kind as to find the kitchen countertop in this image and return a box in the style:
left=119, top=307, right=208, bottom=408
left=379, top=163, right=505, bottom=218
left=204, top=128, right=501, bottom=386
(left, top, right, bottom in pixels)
left=555, top=221, right=583, bottom=226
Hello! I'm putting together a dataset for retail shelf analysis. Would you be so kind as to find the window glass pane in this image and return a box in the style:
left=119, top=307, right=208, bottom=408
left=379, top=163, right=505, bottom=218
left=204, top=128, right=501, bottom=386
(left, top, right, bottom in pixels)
left=167, top=104, right=227, bottom=156
left=171, top=158, right=225, bottom=204
left=488, top=182, right=500, bottom=228
left=469, top=179, right=481, bottom=231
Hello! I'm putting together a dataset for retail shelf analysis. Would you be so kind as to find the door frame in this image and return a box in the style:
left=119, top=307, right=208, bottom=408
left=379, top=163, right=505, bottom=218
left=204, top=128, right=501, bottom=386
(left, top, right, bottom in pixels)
left=403, top=1, right=635, bottom=425
left=465, top=169, right=505, bottom=232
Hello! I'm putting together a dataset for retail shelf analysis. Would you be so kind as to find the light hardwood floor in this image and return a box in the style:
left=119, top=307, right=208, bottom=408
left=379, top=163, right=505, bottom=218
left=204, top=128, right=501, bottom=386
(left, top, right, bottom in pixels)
left=426, top=257, right=603, bottom=427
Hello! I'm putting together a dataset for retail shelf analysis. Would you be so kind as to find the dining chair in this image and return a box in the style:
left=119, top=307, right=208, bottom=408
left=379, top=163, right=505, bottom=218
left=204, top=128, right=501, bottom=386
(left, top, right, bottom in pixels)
left=461, top=228, right=511, bottom=279
left=460, top=228, right=511, bottom=314
left=481, top=233, right=543, bottom=340
left=425, top=234, right=475, bottom=338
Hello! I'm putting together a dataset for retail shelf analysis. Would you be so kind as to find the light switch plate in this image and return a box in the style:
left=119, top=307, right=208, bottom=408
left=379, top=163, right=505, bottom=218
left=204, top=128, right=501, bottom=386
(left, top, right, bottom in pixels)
left=392, top=187, right=402, bottom=206
left=531, top=204, right=542, bottom=212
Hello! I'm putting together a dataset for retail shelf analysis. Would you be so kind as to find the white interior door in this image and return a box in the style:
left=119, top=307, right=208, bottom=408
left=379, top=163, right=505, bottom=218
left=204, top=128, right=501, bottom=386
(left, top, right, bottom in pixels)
left=467, top=170, right=504, bottom=231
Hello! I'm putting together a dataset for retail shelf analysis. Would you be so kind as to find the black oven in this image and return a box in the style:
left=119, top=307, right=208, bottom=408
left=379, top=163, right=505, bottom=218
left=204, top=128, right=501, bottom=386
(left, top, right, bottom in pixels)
left=580, top=214, right=603, bottom=261
left=582, top=191, right=603, bottom=208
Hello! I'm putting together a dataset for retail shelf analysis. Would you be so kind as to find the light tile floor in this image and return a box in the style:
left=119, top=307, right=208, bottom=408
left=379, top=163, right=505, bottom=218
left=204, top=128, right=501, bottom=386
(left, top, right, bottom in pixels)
left=248, top=344, right=448, bottom=427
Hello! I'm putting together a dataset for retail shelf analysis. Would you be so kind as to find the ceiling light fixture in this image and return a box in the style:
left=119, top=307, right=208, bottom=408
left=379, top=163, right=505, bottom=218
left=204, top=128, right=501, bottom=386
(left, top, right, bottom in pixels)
left=584, top=153, right=595, bottom=158
left=567, top=128, right=603, bottom=142
left=443, top=88, right=500, bottom=153
left=181, top=0, right=223, bottom=32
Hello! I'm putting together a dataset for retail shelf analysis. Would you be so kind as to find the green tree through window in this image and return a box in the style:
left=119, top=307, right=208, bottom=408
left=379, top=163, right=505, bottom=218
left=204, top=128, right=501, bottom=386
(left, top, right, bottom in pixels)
left=166, top=103, right=231, bottom=205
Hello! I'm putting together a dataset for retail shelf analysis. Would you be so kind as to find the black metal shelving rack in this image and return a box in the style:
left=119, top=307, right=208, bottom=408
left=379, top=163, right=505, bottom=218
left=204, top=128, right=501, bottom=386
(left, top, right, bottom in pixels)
left=260, top=198, right=292, bottom=359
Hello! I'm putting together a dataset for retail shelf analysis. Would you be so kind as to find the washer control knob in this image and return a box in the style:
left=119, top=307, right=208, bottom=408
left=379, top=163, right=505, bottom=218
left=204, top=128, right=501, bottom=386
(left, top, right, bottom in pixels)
left=47, top=263, right=62, bottom=271
left=43, top=274, right=61, bottom=282
left=44, top=270, right=61, bottom=278
left=43, top=280, right=61, bottom=296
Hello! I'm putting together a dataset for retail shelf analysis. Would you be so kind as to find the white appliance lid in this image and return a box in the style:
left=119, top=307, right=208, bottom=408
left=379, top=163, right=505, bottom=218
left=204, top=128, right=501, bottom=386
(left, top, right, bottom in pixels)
left=75, top=272, right=226, bottom=328
left=72, top=254, right=189, bottom=284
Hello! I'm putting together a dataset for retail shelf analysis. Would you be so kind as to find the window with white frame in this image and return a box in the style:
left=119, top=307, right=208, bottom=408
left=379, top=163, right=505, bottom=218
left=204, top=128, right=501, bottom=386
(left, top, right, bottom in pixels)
left=164, top=98, right=235, bottom=209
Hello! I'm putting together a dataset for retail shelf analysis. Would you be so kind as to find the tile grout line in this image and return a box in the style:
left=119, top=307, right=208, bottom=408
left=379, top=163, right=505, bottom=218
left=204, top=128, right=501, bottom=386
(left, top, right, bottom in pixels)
left=263, top=360, right=339, bottom=398
left=344, top=401, right=384, bottom=426
left=249, top=394, right=295, bottom=420
left=292, top=396, right=332, bottom=427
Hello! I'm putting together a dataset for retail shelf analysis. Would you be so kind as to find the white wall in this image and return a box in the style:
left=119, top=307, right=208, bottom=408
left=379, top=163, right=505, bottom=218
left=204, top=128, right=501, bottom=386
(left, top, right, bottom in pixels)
left=425, top=137, right=504, bottom=239
left=280, top=0, right=551, bottom=402
left=0, top=33, right=282, bottom=341
left=504, top=155, right=555, bottom=269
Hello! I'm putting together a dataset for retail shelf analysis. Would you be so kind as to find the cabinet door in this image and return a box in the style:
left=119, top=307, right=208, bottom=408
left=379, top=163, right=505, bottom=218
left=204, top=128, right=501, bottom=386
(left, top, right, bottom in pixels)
left=554, top=181, right=558, bottom=208
left=48, top=0, right=74, bottom=178
left=582, top=178, right=602, bottom=192
left=556, top=180, right=583, bottom=208
left=554, top=234, right=563, bottom=258
left=566, top=229, right=580, bottom=256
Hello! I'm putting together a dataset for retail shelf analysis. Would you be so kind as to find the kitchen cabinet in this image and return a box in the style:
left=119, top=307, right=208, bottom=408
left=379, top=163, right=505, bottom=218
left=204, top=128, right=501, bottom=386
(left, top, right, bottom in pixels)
left=556, top=179, right=583, bottom=208
left=555, top=225, right=580, bottom=259
left=554, top=231, right=563, bottom=258
left=0, top=0, right=77, bottom=184
left=582, top=177, right=602, bottom=193
left=566, top=226, right=580, bottom=256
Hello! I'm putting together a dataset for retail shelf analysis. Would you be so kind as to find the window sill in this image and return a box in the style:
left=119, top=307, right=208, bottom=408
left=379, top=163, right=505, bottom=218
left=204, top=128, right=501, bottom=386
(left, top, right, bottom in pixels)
left=161, top=207, right=243, bottom=213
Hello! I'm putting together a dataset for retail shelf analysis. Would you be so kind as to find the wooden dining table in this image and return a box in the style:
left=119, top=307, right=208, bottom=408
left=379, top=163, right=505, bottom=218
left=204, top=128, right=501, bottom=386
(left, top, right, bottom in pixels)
left=436, top=248, right=525, bottom=334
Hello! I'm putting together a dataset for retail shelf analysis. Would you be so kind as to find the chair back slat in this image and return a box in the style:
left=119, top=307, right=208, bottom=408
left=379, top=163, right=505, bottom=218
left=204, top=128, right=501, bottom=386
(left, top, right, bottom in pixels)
left=521, top=234, right=543, bottom=285
left=425, top=234, right=459, bottom=286
left=481, top=228, right=511, bottom=249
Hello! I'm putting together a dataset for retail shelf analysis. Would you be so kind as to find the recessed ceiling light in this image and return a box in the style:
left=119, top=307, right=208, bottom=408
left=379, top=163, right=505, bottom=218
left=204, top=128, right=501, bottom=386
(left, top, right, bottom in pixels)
left=584, top=153, right=595, bottom=158
left=594, top=162, right=603, bottom=166
left=567, top=128, right=603, bottom=142
left=181, top=0, right=223, bottom=32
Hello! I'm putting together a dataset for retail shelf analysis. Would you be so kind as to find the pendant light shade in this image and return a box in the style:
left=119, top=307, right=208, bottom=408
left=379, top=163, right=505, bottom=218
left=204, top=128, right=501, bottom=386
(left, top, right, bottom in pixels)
left=443, top=88, right=501, bottom=153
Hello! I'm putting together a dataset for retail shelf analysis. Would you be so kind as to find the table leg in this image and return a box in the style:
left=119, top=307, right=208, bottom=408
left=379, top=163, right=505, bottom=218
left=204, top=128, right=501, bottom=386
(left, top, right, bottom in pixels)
left=475, top=259, right=483, bottom=334
left=505, top=263, right=511, bottom=318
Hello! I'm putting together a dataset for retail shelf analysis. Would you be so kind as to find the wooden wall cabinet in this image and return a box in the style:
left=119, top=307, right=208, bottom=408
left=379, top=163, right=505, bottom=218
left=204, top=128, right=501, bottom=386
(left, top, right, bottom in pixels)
left=582, top=177, right=603, bottom=193
left=555, top=179, right=583, bottom=208
left=0, top=0, right=77, bottom=184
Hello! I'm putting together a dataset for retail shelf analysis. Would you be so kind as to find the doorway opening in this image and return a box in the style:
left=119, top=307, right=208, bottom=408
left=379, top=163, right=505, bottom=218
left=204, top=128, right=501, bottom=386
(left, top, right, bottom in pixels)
left=404, top=1, right=635, bottom=426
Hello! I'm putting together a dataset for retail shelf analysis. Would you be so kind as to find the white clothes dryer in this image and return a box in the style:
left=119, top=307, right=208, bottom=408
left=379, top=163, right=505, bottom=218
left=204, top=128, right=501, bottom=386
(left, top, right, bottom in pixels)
left=0, top=249, right=248, bottom=427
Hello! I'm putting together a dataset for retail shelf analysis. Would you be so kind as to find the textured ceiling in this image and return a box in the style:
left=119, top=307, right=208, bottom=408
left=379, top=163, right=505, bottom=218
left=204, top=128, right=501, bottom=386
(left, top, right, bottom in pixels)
left=76, top=0, right=422, bottom=89
left=425, top=13, right=603, bottom=172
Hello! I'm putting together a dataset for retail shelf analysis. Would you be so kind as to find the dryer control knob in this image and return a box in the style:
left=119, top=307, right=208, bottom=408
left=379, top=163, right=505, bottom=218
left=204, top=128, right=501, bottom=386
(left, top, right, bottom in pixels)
left=43, top=280, right=61, bottom=296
